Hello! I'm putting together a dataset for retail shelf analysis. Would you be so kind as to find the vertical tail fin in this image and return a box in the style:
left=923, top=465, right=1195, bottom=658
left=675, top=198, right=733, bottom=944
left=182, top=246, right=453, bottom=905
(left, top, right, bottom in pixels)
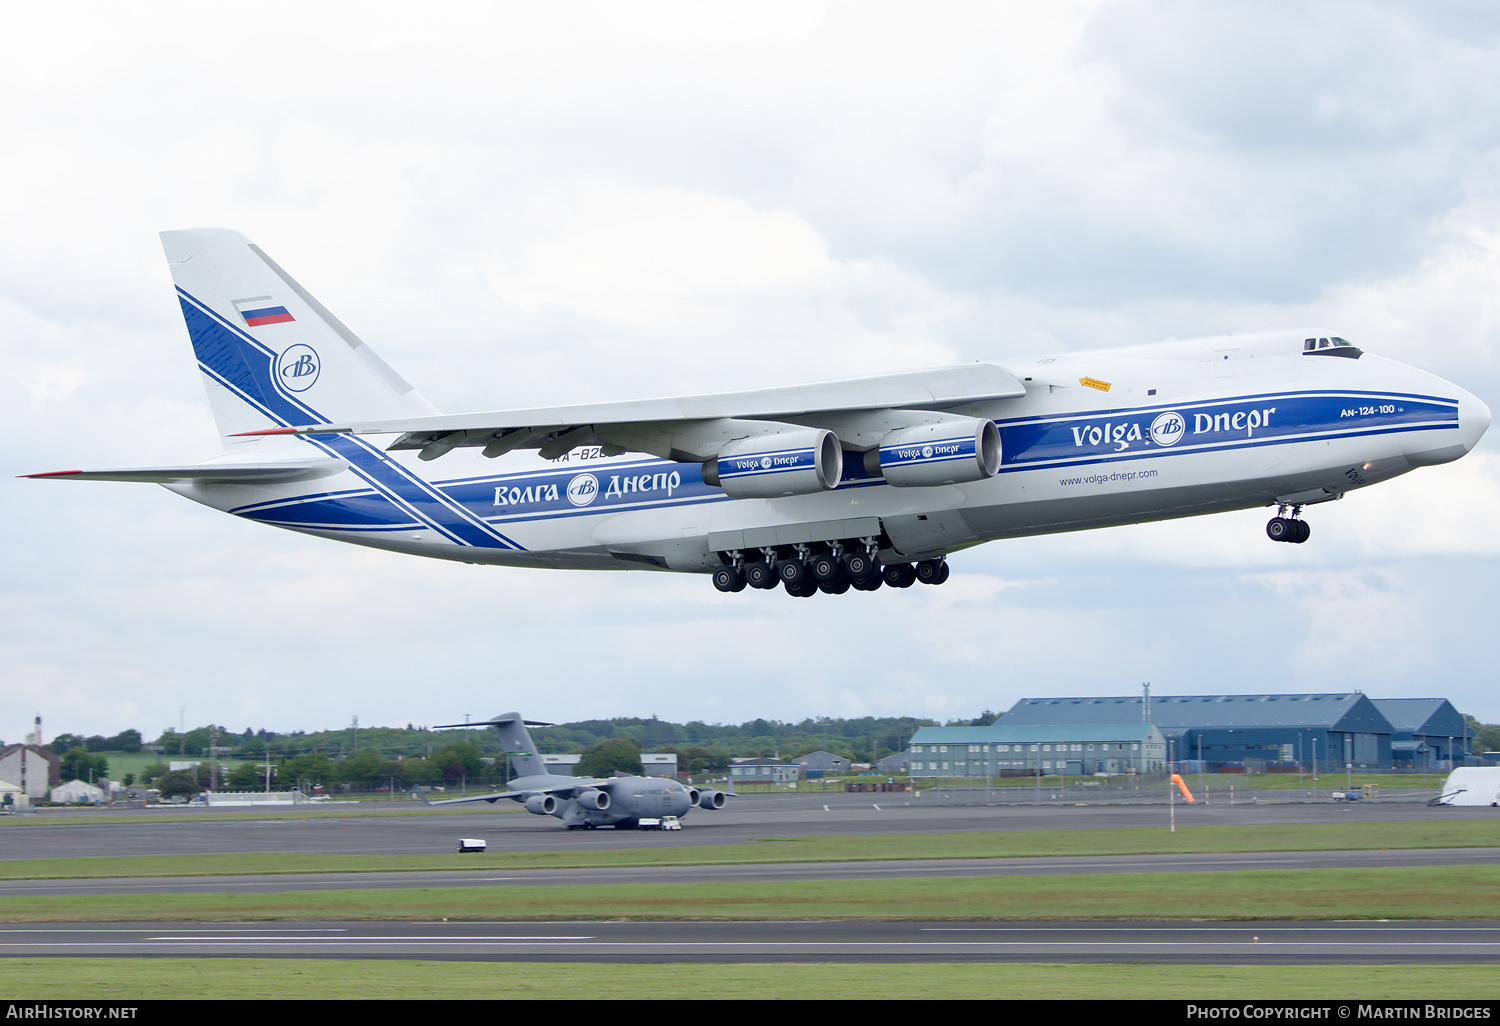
left=160, top=228, right=437, bottom=447
left=484, top=713, right=551, bottom=780
left=436, top=713, right=552, bottom=780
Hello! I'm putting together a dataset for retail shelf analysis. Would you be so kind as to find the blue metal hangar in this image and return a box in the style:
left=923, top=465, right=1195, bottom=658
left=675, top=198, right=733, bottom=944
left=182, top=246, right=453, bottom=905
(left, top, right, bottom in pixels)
left=998, top=693, right=1472, bottom=771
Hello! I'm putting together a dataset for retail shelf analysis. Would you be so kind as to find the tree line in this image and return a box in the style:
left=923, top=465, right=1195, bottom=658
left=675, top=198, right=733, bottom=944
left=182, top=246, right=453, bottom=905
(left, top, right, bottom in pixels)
left=40, top=712, right=1500, bottom=797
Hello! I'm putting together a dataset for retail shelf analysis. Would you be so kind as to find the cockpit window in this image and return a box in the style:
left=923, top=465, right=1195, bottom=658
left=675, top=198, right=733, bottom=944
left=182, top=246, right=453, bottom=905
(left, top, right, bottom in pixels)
left=1303, top=336, right=1363, bottom=359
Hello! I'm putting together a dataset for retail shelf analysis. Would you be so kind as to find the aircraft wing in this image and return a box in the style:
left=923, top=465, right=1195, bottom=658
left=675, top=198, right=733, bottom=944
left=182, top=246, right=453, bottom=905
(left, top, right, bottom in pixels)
left=419, top=779, right=610, bottom=807
left=21, top=457, right=348, bottom=484
left=240, top=363, right=1028, bottom=462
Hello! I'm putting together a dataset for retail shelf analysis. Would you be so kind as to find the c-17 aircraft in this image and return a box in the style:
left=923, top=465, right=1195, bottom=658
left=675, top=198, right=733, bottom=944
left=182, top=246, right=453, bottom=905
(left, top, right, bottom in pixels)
left=26, top=229, right=1491, bottom=595
left=419, top=712, right=728, bottom=829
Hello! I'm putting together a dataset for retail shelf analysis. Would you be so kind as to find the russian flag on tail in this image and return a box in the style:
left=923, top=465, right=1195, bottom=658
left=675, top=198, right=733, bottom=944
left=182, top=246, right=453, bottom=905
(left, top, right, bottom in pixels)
left=233, top=296, right=295, bottom=327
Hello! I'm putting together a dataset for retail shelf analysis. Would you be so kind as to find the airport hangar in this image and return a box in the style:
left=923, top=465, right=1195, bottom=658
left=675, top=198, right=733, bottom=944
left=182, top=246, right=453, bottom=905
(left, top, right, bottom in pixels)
left=991, top=692, right=1472, bottom=773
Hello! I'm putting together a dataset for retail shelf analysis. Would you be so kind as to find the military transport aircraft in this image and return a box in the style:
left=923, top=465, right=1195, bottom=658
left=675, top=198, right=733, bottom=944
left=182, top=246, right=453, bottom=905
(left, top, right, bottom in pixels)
left=419, top=712, right=728, bottom=829
left=25, top=229, right=1491, bottom=596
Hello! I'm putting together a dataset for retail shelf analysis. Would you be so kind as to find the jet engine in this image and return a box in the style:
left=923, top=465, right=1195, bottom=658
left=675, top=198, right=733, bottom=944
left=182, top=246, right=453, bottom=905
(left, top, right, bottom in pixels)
left=866, top=418, right=1001, bottom=487
left=702, top=429, right=842, bottom=498
left=524, top=794, right=558, bottom=815
left=574, top=789, right=611, bottom=811
left=690, top=788, right=727, bottom=810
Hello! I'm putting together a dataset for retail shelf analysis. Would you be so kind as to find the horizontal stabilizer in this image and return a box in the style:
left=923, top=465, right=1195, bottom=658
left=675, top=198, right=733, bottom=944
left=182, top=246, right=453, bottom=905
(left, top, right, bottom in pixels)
left=22, top=457, right=347, bottom=484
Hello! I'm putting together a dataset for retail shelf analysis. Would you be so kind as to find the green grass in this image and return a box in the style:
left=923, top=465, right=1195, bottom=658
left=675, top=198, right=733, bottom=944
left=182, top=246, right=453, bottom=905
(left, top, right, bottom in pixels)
left=0, top=960, right=1494, bottom=1000
left=1, top=820, right=1494, bottom=881
left=2, top=866, right=1497, bottom=922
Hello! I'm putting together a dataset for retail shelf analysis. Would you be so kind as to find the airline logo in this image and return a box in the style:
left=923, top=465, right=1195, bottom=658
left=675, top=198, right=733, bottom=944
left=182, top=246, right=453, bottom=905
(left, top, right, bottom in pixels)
left=233, top=296, right=296, bottom=327
left=472, top=465, right=701, bottom=514
left=566, top=473, right=600, bottom=507
left=720, top=449, right=815, bottom=479
left=1150, top=411, right=1185, bottom=447
left=998, top=393, right=1458, bottom=468
left=275, top=344, right=320, bottom=392
left=882, top=436, right=974, bottom=467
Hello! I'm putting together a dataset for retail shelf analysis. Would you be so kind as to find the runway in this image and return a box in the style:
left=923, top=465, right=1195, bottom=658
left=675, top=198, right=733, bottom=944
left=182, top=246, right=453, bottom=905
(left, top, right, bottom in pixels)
left=2, top=920, right=1497, bottom=964
left=3, top=794, right=1493, bottom=964
left=4, top=790, right=1488, bottom=860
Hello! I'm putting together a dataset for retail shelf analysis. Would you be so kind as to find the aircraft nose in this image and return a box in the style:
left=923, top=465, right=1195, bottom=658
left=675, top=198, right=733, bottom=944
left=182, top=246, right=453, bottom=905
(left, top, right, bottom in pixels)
left=1458, top=389, right=1492, bottom=453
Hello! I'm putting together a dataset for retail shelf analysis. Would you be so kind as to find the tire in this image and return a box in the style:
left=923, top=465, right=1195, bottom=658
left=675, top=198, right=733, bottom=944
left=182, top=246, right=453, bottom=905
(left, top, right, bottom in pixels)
left=1293, top=520, right=1311, bottom=544
left=916, top=559, right=946, bottom=584
left=744, top=561, right=776, bottom=589
left=810, top=553, right=841, bottom=583
left=1266, top=517, right=1292, bottom=542
left=778, top=559, right=809, bottom=587
left=843, top=552, right=875, bottom=583
left=883, top=563, right=916, bottom=588
left=712, top=566, right=745, bottom=593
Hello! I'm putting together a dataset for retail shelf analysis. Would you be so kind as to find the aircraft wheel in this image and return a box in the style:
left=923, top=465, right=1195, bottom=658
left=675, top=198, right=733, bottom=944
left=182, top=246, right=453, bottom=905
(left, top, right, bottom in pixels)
left=1266, top=517, right=1293, bottom=542
left=850, top=574, right=883, bottom=591
left=810, top=553, right=843, bottom=584
left=744, top=561, right=777, bottom=589
left=843, top=552, right=877, bottom=583
left=712, top=566, right=746, bottom=593
left=817, top=578, right=850, bottom=595
left=1292, top=520, right=1311, bottom=543
left=778, top=559, right=809, bottom=588
left=785, top=577, right=818, bottom=597
left=916, top=559, right=948, bottom=585
left=883, top=563, right=917, bottom=588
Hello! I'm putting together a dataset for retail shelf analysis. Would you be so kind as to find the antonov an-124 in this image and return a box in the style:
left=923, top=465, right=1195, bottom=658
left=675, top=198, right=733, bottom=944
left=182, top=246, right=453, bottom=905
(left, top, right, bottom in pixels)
left=26, top=229, right=1491, bottom=596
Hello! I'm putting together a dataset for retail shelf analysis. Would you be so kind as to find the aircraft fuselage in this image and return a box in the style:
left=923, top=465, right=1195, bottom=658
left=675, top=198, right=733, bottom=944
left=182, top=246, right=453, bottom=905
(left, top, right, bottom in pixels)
left=170, top=331, right=1488, bottom=582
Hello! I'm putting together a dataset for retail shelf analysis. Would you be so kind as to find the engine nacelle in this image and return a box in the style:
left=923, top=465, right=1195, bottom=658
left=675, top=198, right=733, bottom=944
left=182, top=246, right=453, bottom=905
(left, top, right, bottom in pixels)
left=574, top=788, right=611, bottom=811
left=703, top=429, right=842, bottom=498
left=524, top=794, right=558, bottom=816
left=693, top=788, right=727, bottom=810
left=867, top=418, right=1000, bottom=487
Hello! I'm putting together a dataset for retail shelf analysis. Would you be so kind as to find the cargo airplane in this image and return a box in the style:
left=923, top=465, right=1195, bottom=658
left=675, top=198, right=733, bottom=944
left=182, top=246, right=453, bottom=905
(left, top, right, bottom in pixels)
left=420, top=712, right=728, bottom=829
left=25, top=229, right=1491, bottom=596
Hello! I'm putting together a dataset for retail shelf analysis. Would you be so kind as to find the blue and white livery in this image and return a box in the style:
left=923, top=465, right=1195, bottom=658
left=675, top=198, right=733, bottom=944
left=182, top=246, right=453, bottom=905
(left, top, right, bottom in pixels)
left=26, top=229, right=1491, bottom=596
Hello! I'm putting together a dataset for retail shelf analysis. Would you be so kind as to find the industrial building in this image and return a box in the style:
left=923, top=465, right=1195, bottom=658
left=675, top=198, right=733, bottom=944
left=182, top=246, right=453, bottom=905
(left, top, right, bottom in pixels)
left=908, top=723, right=1167, bottom=778
left=1000, top=692, right=1473, bottom=771
left=1371, top=699, right=1471, bottom=770
left=729, top=757, right=799, bottom=785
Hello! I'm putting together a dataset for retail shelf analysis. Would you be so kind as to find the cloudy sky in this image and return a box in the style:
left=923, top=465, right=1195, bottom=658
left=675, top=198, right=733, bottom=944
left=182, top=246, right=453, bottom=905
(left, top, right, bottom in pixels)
left=5, top=1, right=1500, bottom=742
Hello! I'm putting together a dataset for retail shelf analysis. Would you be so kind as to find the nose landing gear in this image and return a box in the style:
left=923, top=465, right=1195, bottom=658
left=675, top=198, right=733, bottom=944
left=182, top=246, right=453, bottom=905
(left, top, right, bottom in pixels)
left=1267, top=505, right=1310, bottom=544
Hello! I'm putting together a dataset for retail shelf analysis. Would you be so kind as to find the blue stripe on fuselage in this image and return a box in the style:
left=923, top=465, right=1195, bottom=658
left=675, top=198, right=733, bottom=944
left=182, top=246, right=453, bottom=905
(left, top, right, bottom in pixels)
left=178, top=287, right=522, bottom=550
left=200, top=341, right=1460, bottom=542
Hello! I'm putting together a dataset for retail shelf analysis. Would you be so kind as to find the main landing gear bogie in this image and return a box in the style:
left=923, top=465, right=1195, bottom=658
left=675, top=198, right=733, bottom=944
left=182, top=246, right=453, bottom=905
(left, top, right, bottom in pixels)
left=1266, top=505, right=1311, bottom=544
left=712, top=544, right=952, bottom=596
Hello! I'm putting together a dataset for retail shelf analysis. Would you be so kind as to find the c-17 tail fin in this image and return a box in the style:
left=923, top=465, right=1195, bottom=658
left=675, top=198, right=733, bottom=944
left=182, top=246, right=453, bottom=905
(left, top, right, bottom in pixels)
left=434, top=713, right=553, bottom=781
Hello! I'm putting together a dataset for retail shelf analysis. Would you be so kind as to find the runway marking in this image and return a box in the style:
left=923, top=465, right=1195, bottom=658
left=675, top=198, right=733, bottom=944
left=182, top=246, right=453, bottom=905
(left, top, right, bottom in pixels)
left=923, top=926, right=1500, bottom=933
left=146, top=935, right=598, bottom=942
left=12, top=940, right=1482, bottom=951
